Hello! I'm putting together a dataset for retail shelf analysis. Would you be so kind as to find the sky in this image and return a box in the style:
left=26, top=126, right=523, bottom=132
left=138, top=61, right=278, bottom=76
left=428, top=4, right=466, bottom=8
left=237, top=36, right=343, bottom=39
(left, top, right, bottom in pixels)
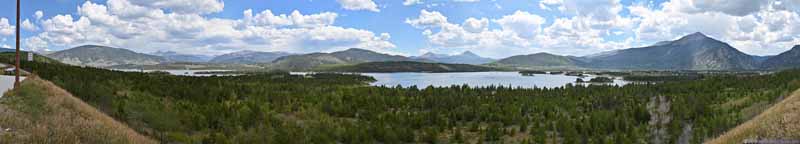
left=0, top=0, right=799, bottom=58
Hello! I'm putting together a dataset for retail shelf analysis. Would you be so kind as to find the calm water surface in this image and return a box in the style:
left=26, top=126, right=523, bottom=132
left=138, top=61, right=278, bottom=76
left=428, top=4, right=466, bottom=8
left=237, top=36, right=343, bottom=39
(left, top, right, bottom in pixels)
left=116, top=70, right=627, bottom=88
left=361, top=72, right=628, bottom=88
left=114, top=69, right=233, bottom=76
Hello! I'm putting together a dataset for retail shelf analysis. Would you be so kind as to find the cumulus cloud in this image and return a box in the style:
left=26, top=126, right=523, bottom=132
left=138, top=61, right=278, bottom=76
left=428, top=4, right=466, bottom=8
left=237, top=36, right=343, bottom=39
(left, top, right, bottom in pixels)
left=242, top=9, right=337, bottom=28
left=336, top=0, right=380, bottom=12
left=493, top=11, right=546, bottom=38
left=0, top=18, right=14, bottom=36
left=23, top=0, right=395, bottom=54
left=127, top=0, right=224, bottom=14
left=406, top=10, right=549, bottom=57
left=21, top=19, right=38, bottom=31
left=403, top=0, right=422, bottom=6
left=407, top=7, right=636, bottom=57
left=402, top=0, right=479, bottom=6
left=405, top=10, right=449, bottom=29
left=665, top=0, right=769, bottom=16
left=462, top=17, right=488, bottom=33
left=34, top=11, right=44, bottom=20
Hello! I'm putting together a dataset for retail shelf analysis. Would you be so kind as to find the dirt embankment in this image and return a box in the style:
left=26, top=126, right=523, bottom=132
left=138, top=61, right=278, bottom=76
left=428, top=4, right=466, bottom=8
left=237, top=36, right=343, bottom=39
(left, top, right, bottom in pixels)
left=0, top=77, right=156, bottom=144
left=707, top=89, right=800, bottom=143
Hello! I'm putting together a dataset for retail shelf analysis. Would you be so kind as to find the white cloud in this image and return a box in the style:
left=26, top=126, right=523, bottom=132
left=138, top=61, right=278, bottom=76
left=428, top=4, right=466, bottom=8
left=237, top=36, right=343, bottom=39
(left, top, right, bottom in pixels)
left=462, top=17, right=488, bottom=33
left=406, top=10, right=546, bottom=58
left=23, top=0, right=396, bottom=55
left=407, top=6, right=636, bottom=57
left=242, top=9, right=338, bottom=28
left=664, top=0, right=769, bottom=16
left=23, top=36, right=48, bottom=51
left=34, top=11, right=44, bottom=20
left=336, top=0, right=380, bottom=12
left=493, top=11, right=546, bottom=38
left=540, top=0, right=623, bottom=22
left=403, top=0, right=422, bottom=6
left=21, top=19, right=38, bottom=31
left=402, top=0, right=479, bottom=6
left=127, top=0, right=224, bottom=14
left=0, top=18, right=14, bottom=36
left=405, top=10, right=449, bottom=29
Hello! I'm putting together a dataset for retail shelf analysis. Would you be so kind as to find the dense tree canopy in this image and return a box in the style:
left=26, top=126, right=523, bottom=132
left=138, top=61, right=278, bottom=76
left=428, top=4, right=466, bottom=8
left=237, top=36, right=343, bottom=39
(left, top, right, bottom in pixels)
left=4, top=54, right=800, bottom=143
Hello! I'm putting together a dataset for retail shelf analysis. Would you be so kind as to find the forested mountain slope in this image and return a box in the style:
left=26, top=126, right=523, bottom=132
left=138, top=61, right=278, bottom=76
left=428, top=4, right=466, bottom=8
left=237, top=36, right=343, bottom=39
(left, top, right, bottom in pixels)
left=47, top=45, right=165, bottom=68
left=323, top=61, right=500, bottom=73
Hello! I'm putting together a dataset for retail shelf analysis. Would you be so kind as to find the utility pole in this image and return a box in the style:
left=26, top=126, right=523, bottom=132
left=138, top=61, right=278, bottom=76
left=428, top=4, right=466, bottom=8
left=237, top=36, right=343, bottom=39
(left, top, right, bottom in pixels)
left=14, top=0, right=20, bottom=88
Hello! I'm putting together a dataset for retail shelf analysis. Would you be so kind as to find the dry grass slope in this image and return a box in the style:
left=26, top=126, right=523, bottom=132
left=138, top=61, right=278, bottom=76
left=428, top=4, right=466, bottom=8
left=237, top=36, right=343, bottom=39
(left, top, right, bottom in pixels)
left=0, top=77, right=156, bottom=144
left=707, top=89, right=800, bottom=144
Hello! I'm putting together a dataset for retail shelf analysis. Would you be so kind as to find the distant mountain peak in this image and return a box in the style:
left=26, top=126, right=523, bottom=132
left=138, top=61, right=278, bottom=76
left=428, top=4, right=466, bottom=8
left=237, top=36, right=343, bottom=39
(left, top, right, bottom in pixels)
left=76, top=44, right=107, bottom=48
left=459, top=51, right=478, bottom=57
left=653, top=41, right=672, bottom=46
left=420, top=52, right=440, bottom=57
left=688, top=32, right=708, bottom=37
left=151, top=50, right=179, bottom=56
left=209, top=50, right=292, bottom=64
left=678, top=32, right=712, bottom=41
left=48, top=45, right=165, bottom=67
left=344, top=48, right=372, bottom=52
left=530, top=52, right=555, bottom=56
left=233, top=50, right=260, bottom=54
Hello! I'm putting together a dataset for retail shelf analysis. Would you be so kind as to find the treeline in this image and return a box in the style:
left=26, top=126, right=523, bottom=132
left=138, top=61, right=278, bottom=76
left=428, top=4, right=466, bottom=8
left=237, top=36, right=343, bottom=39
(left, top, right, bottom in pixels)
left=4, top=54, right=800, bottom=143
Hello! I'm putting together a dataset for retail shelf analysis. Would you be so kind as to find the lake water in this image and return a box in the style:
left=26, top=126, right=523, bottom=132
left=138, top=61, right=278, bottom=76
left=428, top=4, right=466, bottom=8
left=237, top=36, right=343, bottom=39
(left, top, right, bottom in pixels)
left=0, top=75, right=25, bottom=98
left=113, top=69, right=234, bottom=76
left=116, top=70, right=628, bottom=88
left=360, top=72, right=628, bottom=88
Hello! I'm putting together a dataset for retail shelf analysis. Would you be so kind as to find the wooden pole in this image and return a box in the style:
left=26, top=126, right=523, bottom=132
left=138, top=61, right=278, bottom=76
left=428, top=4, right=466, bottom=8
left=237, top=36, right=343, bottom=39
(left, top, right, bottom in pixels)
left=14, top=0, right=20, bottom=88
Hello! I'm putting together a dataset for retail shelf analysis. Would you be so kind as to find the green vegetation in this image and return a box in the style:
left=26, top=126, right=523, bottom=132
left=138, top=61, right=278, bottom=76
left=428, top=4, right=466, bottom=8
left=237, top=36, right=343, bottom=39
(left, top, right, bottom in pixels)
left=588, top=77, right=614, bottom=83
left=488, top=52, right=583, bottom=68
left=3, top=53, right=800, bottom=143
left=323, top=61, right=501, bottom=73
left=0, top=77, right=155, bottom=144
left=708, top=89, right=800, bottom=143
left=519, top=70, right=547, bottom=76
left=623, top=75, right=702, bottom=82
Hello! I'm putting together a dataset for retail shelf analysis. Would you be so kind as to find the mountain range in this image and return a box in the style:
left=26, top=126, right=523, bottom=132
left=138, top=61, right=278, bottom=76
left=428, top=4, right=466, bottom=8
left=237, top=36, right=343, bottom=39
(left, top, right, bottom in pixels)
left=151, top=51, right=214, bottom=63
left=40, top=32, right=800, bottom=70
left=412, top=51, right=494, bottom=65
left=762, top=45, right=800, bottom=70
left=208, top=50, right=292, bottom=64
left=47, top=45, right=166, bottom=67
left=0, top=48, right=16, bottom=53
left=583, top=32, right=758, bottom=70
left=492, top=32, right=797, bottom=70
left=270, top=48, right=429, bottom=70
left=488, top=52, right=584, bottom=69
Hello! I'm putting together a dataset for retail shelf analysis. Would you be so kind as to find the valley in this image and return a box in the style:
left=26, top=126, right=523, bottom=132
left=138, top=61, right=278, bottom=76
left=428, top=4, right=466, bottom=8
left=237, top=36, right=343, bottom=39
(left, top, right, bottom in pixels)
left=5, top=0, right=800, bottom=143
left=3, top=47, right=800, bottom=143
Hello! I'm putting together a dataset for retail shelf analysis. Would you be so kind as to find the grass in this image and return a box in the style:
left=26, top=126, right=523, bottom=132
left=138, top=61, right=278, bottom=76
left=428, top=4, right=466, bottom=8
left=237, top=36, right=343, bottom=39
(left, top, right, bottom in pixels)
left=0, top=77, right=155, bottom=144
left=707, top=89, right=800, bottom=143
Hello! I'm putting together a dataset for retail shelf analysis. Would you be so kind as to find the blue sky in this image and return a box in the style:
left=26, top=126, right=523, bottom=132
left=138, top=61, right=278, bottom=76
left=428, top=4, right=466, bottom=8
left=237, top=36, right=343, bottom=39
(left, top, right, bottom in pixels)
left=0, top=0, right=798, bottom=58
